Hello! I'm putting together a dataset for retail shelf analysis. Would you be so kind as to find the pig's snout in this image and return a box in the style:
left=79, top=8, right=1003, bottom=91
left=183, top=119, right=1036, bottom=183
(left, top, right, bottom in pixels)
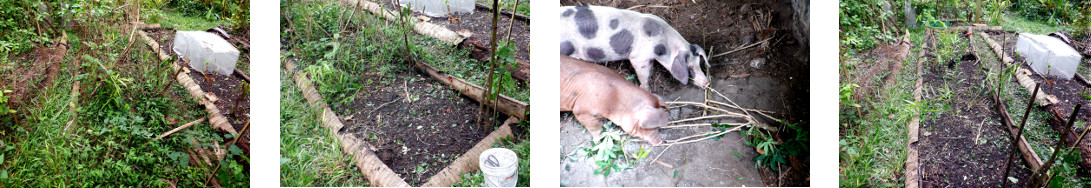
left=643, top=130, right=664, bottom=146
left=692, top=68, right=710, bottom=89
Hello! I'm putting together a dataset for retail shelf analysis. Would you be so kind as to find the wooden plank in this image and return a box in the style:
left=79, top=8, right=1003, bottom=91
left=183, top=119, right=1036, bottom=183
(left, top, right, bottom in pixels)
left=411, top=59, right=528, bottom=120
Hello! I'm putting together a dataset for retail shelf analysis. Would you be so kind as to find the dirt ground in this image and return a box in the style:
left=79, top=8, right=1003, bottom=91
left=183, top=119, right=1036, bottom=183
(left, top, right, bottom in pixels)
left=917, top=50, right=1033, bottom=187
left=847, top=34, right=911, bottom=102
left=3, top=43, right=67, bottom=108
left=559, top=0, right=809, bottom=186
left=560, top=77, right=789, bottom=187
left=331, top=68, right=506, bottom=185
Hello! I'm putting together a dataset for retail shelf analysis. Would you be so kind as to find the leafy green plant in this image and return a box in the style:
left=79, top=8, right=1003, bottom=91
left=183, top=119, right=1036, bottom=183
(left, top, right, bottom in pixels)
left=0, top=90, right=14, bottom=116
left=451, top=171, right=485, bottom=187
left=583, top=122, right=632, bottom=177
left=488, top=40, right=520, bottom=101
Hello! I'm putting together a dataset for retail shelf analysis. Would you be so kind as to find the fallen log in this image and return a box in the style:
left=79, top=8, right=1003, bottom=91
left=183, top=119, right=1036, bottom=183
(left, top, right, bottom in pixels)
left=422, top=117, right=516, bottom=186
left=904, top=29, right=929, bottom=188
left=995, top=90, right=1046, bottom=171
left=410, top=59, right=528, bottom=120
left=234, top=68, right=250, bottom=82
left=974, top=30, right=1048, bottom=173
left=979, top=31, right=1091, bottom=169
left=1044, top=106, right=1091, bottom=168
left=136, top=30, right=237, bottom=135
left=979, top=32, right=1059, bottom=106
left=337, top=0, right=464, bottom=45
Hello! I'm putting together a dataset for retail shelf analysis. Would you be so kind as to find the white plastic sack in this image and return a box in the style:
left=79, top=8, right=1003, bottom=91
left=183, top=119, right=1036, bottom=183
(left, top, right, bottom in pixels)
left=172, top=31, right=240, bottom=76
left=399, top=0, right=474, bottom=17
left=1016, top=33, right=1082, bottom=80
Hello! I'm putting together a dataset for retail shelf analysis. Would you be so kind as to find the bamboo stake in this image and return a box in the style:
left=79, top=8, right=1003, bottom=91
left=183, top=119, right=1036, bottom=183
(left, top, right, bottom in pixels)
left=205, top=120, right=249, bottom=186
left=145, top=117, right=208, bottom=145
left=478, top=0, right=501, bottom=128
left=1030, top=104, right=1081, bottom=187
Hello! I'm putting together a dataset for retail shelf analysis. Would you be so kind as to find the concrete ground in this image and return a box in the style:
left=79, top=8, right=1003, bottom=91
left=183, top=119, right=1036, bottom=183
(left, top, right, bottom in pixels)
left=559, top=77, right=791, bottom=187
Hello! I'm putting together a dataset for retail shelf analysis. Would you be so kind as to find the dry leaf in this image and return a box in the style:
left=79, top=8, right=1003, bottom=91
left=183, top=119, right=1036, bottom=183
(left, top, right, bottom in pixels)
left=205, top=93, right=219, bottom=102
left=457, top=30, right=473, bottom=38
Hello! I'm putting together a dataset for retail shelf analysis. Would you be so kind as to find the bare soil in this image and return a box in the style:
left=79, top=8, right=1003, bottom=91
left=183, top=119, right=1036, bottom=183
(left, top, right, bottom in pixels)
left=917, top=36, right=1032, bottom=187
left=559, top=0, right=809, bottom=186
left=335, top=67, right=506, bottom=185
left=4, top=43, right=67, bottom=108
left=849, top=35, right=911, bottom=102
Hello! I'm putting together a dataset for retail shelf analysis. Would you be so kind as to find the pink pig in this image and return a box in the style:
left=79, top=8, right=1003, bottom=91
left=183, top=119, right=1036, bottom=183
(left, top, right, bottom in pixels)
left=560, top=55, right=668, bottom=146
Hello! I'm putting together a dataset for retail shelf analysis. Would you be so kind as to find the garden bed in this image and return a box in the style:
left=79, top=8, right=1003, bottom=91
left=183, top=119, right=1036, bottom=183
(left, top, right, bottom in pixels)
left=283, top=57, right=519, bottom=186
left=144, top=27, right=251, bottom=154
left=336, top=67, right=507, bottom=185
left=990, top=31, right=1091, bottom=169
left=917, top=44, right=1033, bottom=187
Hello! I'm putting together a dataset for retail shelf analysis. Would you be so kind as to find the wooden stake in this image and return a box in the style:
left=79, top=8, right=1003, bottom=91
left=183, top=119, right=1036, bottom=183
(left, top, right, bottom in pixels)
left=1030, top=104, right=1081, bottom=187
left=1003, top=82, right=1041, bottom=187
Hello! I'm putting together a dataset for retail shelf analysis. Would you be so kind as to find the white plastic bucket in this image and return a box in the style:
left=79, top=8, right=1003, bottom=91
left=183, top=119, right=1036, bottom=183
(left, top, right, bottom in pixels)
left=478, top=148, right=518, bottom=187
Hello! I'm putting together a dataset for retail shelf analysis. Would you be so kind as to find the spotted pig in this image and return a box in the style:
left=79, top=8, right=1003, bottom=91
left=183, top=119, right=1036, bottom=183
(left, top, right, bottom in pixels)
left=560, top=5, right=709, bottom=89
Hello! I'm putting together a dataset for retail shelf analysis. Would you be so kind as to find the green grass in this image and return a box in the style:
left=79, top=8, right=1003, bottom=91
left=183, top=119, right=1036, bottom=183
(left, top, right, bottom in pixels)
left=279, top=68, right=370, bottom=187
left=282, top=0, right=529, bottom=105
left=476, top=0, right=529, bottom=16
left=0, top=1, right=250, bottom=186
left=1, top=29, right=244, bottom=187
left=158, top=10, right=232, bottom=31
left=839, top=28, right=923, bottom=187
left=998, top=12, right=1070, bottom=34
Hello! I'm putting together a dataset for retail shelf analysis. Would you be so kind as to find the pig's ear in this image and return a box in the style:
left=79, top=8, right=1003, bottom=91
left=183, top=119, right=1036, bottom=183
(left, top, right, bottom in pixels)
left=639, top=107, right=670, bottom=129
left=669, top=52, right=691, bottom=85
left=691, top=44, right=709, bottom=68
left=654, top=94, right=667, bottom=109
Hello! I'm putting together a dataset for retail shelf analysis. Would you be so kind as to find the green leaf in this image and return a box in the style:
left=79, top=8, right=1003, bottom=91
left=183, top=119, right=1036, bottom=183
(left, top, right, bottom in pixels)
left=732, top=152, right=743, bottom=158
left=1007, top=177, right=1019, bottom=183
